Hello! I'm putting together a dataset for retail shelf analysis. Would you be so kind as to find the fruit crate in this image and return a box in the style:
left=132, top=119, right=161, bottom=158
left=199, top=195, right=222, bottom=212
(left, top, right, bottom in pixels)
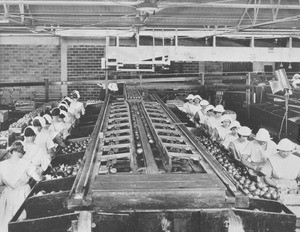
left=70, top=124, right=95, bottom=139
left=9, top=176, right=77, bottom=232
left=14, top=100, right=36, bottom=112
left=85, top=102, right=102, bottom=115
left=43, top=151, right=84, bottom=181
left=9, top=122, right=27, bottom=134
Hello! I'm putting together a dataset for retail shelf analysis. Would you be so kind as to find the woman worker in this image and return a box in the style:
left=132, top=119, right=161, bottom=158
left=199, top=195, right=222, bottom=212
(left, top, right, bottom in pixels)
left=222, top=120, right=241, bottom=149
left=189, top=95, right=202, bottom=119
left=49, top=107, right=68, bottom=148
left=69, top=90, right=85, bottom=124
left=0, top=141, right=42, bottom=232
left=261, top=138, right=300, bottom=190
left=34, top=114, right=57, bottom=159
left=228, top=126, right=252, bottom=161
left=193, top=99, right=209, bottom=125
left=207, top=104, right=225, bottom=135
left=211, top=114, right=232, bottom=144
left=241, top=128, right=277, bottom=175
left=182, top=94, right=194, bottom=118
left=23, top=126, right=51, bottom=171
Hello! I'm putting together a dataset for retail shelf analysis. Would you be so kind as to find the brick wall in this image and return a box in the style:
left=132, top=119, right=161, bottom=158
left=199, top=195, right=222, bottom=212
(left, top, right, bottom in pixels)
left=0, top=44, right=61, bottom=104
left=67, top=45, right=105, bottom=100
left=171, top=61, right=200, bottom=73
left=205, top=61, right=223, bottom=73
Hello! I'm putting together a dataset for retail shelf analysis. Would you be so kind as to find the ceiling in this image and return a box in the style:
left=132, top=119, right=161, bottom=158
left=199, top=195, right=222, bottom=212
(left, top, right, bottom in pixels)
left=1, top=0, right=300, bottom=36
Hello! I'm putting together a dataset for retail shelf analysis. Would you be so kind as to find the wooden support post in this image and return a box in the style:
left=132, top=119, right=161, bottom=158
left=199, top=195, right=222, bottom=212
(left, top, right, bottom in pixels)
left=201, top=72, right=205, bottom=85
left=285, top=90, right=289, bottom=136
left=175, top=29, right=178, bottom=46
left=44, top=78, right=49, bottom=102
left=60, top=38, right=68, bottom=98
left=76, top=211, right=92, bottom=232
left=105, top=33, right=109, bottom=95
left=246, top=72, right=251, bottom=120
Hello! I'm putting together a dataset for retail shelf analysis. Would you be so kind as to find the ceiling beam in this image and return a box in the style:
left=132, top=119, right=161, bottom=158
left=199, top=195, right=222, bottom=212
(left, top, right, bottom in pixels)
left=2, top=1, right=300, bottom=10
left=237, top=0, right=253, bottom=27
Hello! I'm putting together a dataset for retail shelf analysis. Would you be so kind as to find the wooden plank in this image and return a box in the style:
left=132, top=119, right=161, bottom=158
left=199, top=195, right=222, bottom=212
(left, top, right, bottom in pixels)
left=9, top=213, right=79, bottom=232
left=100, top=153, right=131, bottom=161
left=93, top=180, right=225, bottom=191
left=92, top=190, right=228, bottom=211
left=92, top=173, right=224, bottom=185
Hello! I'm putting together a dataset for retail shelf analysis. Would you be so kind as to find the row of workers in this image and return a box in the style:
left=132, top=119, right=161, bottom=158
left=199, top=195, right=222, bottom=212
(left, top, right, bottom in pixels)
left=182, top=93, right=300, bottom=192
left=0, top=90, right=85, bottom=232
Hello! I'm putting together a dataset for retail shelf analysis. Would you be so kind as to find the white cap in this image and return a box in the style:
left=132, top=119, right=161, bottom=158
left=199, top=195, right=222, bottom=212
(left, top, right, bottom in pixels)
left=24, top=126, right=38, bottom=135
left=193, top=95, right=202, bottom=100
left=72, top=90, right=80, bottom=99
left=186, top=94, right=194, bottom=100
left=200, top=100, right=209, bottom=106
left=33, top=116, right=46, bottom=128
left=221, top=114, right=232, bottom=123
left=292, top=74, right=300, bottom=81
left=43, top=114, right=52, bottom=124
left=58, top=102, right=69, bottom=109
left=255, top=128, right=271, bottom=142
left=237, top=126, right=252, bottom=136
left=229, top=120, right=241, bottom=130
left=214, top=105, right=225, bottom=113
left=277, top=138, right=296, bottom=151
left=204, top=105, right=215, bottom=114
left=60, top=110, right=68, bottom=118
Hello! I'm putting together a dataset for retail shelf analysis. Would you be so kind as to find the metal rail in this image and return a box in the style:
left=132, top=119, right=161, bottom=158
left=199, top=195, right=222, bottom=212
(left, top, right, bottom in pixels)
left=68, top=94, right=111, bottom=204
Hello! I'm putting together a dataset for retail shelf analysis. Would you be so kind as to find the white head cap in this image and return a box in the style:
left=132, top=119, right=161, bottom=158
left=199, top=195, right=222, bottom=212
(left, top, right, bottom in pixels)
left=277, top=138, right=295, bottom=151
left=186, top=94, right=194, bottom=100
left=292, top=74, right=300, bottom=81
left=237, top=126, right=252, bottom=136
left=71, top=90, right=80, bottom=99
left=255, top=128, right=271, bottom=142
left=229, top=120, right=241, bottom=130
left=200, top=100, right=209, bottom=106
left=193, top=95, right=202, bottom=100
left=214, top=105, right=225, bottom=113
left=43, top=114, right=52, bottom=124
left=204, top=105, right=215, bottom=114
left=33, top=116, right=46, bottom=128
left=221, top=114, right=232, bottom=123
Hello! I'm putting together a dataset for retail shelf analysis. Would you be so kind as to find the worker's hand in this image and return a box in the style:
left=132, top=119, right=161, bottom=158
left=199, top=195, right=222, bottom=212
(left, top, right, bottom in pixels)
left=276, top=184, right=289, bottom=191
left=254, top=165, right=263, bottom=172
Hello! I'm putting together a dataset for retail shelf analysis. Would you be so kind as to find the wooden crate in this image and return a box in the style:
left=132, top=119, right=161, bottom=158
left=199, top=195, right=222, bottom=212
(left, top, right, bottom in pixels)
left=9, top=177, right=77, bottom=232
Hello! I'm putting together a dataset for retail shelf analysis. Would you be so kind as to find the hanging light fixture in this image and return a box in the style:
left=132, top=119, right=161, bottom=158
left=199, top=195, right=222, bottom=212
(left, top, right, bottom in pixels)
left=288, top=63, right=292, bottom=69
left=280, top=62, right=283, bottom=68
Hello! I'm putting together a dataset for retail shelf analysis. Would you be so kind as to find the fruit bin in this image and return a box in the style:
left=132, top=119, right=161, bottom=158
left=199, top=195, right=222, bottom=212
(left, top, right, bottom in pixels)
left=84, top=102, right=102, bottom=115
left=9, top=177, right=77, bottom=232
left=69, top=124, right=95, bottom=138
left=43, top=151, right=84, bottom=180
left=58, top=136, right=90, bottom=155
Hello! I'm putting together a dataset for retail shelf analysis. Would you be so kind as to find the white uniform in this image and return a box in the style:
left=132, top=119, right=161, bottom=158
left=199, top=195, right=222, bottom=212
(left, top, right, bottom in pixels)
left=0, top=158, right=40, bottom=232
left=69, top=101, right=85, bottom=120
